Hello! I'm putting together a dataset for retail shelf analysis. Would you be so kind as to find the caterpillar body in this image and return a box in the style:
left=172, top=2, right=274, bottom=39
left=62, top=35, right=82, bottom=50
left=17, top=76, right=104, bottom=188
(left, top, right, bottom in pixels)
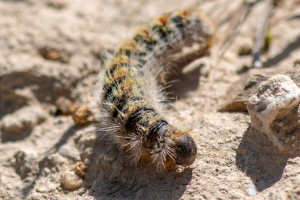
left=94, top=9, right=213, bottom=171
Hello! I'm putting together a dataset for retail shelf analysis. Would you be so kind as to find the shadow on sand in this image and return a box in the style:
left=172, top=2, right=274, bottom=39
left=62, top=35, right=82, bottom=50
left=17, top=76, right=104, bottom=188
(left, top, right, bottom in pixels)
left=235, top=126, right=299, bottom=191
left=84, top=133, right=193, bottom=200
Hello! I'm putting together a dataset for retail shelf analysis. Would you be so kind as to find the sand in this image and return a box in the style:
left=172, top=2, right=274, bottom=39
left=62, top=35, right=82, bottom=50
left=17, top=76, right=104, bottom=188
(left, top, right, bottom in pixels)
left=1, top=0, right=300, bottom=199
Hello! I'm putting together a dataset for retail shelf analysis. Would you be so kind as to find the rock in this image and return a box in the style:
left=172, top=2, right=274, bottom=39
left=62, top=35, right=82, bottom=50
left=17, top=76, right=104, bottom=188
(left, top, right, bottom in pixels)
left=2, top=106, right=47, bottom=141
left=42, top=167, right=51, bottom=176
left=36, top=179, right=56, bottom=193
left=247, top=74, right=300, bottom=154
left=38, top=47, right=71, bottom=63
left=72, top=104, right=94, bottom=125
left=74, top=161, right=86, bottom=179
left=58, top=144, right=81, bottom=161
left=14, top=150, right=37, bottom=179
left=61, top=171, right=83, bottom=190
left=55, top=96, right=77, bottom=116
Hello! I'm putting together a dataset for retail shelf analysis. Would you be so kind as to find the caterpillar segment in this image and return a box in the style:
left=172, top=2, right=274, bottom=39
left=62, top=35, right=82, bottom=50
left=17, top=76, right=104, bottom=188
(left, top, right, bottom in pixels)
left=96, top=9, right=213, bottom=170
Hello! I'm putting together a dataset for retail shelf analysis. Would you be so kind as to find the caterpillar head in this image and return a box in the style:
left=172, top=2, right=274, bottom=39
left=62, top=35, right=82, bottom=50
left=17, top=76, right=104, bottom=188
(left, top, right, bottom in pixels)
left=172, top=132, right=197, bottom=166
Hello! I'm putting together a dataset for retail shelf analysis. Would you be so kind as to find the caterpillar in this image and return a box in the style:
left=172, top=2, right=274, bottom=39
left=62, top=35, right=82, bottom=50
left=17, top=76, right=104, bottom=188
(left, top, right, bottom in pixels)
left=93, top=9, right=213, bottom=171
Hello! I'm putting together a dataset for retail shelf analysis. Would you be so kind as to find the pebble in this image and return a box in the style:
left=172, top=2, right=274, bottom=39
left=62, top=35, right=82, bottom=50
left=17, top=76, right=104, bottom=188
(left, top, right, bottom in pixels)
left=14, top=150, right=37, bottom=179
left=38, top=47, right=71, bottom=63
left=247, top=180, right=257, bottom=196
left=36, top=179, right=56, bottom=193
left=55, top=96, right=76, bottom=116
left=58, top=145, right=81, bottom=161
left=74, top=162, right=86, bottom=179
left=61, top=171, right=83, bottom=190
left=43, top=167, right=51, bottom=176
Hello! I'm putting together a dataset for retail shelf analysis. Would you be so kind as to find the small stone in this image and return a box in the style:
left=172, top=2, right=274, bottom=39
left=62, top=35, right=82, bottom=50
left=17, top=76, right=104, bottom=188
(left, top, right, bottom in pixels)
left=36, top=179, right=56, bottom=193
left=2, top=106, right=47, bottom=141
left=61, top=171, right=83, bottom=190
left=74, top=161, right=86, bottom=178
left=72, top=104, right=94, bottom=125
left=38, top=47, right=71, bottom=63
left=176, top=166, right=184, bottom=173
left=58, top=145, right=81, bottom=161
left=14, top=150, right=37, bottom=179
left=43, top=167, right=51, bottom=176
left=55, top=96, right=77, bottom=116
left=247, top=180, right=257, bottom=196
left=14, top=153, right=31, bottom=179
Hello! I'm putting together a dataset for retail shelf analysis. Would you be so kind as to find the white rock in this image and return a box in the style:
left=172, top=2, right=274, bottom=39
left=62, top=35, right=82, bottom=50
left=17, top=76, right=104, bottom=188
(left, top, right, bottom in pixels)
left=36, top=179, right=56, bottom=193
left=247, top=75, right=300, bottom=153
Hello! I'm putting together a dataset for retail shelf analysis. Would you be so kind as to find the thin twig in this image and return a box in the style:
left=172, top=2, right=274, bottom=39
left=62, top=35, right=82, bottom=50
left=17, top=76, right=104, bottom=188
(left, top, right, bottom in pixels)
left=251, top=0, right=274, bottom=68
left=214, top=0, right=259, bottom=69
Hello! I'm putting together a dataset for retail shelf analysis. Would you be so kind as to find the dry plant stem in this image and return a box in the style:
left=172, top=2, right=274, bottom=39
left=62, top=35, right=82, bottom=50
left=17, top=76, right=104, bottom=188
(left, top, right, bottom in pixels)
left=214, top=0, right=257, bottom=68
left=251, top=0, right=274, bottom=68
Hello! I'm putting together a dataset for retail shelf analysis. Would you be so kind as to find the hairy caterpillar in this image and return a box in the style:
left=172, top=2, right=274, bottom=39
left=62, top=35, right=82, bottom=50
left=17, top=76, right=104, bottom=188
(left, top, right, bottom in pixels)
left=94, top=9, right=213, bottom=170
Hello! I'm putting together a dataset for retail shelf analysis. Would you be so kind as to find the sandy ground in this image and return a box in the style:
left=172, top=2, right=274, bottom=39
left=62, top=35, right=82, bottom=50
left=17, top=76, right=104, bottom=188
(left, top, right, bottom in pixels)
left=1, top=0, right=300, bottom=199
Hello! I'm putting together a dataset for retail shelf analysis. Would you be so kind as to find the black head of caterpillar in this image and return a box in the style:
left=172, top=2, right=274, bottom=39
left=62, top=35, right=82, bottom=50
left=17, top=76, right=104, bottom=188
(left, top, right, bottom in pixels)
left=170, top=131, right=197, bottom=166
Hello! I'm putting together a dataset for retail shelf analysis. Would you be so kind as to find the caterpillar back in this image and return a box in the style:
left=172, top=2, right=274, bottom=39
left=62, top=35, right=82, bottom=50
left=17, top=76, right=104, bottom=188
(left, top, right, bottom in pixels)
left=94, top=9, right=213, bottom=171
